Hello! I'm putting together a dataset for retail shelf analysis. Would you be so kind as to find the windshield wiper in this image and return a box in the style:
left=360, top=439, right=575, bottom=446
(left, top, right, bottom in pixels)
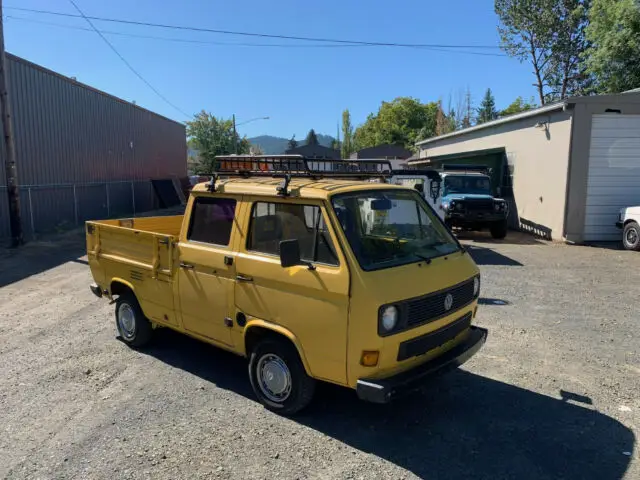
left=412, top=252, right=432, bottom=264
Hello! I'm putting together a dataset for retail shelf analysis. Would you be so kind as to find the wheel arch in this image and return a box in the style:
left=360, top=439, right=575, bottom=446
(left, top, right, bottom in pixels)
left=109, top=278, right=136, bottom=300
left=243, top=320, right=312, bottom=376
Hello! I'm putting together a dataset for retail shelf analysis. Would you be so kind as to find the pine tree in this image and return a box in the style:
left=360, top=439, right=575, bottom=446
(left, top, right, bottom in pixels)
left=305, top=129, right=319, bottom=146
left=476, top=88, right=498, bottom=124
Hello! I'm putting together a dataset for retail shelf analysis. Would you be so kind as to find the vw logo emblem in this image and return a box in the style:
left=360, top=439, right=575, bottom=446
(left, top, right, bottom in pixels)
left=444, top=293, right=454, bottom=311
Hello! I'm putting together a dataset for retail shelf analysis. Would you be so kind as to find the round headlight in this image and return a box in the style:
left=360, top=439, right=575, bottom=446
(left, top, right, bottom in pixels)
left=473, top=276, right=480, bottom=296
left=381, top=306, right=398, bottom=332
left=494, top=202, right=500, bottom=211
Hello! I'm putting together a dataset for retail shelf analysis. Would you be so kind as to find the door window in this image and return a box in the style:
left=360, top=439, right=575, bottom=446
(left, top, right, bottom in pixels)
left=188, top=197, right=237, bottom=246
left=248, top=202, right=339, bottom=266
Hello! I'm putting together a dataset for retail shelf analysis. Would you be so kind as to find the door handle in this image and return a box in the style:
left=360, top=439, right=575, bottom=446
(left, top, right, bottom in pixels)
left=236, top=274, right=253, bottom=282
left=180, top=262, right=195, bottom=269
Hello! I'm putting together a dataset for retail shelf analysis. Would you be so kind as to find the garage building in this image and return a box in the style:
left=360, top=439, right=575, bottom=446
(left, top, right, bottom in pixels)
left=409, top=91, right=640, bottom=243
left=0, top=54, right=187, bottom=242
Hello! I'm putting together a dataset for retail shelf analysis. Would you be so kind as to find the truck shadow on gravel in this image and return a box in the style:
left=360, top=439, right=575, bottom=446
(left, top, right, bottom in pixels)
left=145, top=329, right=634, bottom=480
left=465, top=245, right=523, bottom=266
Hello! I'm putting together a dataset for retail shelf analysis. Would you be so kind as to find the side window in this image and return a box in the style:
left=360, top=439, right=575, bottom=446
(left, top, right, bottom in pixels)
left=248, top=202, right=339, bottom=266
left=188, top=197, right=237, bottom=246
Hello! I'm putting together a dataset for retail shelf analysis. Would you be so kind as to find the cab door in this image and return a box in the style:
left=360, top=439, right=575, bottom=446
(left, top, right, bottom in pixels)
left=234, top=197, right=350, bottom=385
left=177, top=194, right=239, bottom=347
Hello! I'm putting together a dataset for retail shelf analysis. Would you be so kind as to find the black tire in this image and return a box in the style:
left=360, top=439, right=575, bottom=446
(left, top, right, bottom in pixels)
left=115, top=293, right=153, bottom=348
left=490, top=220, right=508, bottom=239
left=623, top=221, right=640, bottom=251
left=248, top=337, right=316, bottom=415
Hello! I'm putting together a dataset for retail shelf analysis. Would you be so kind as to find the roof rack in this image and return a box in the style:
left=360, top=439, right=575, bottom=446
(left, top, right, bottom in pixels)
left=199, top=155, right=441, bottom=195
left=441, top=164, right=492, bottom=175
left=211, top=154, right=393, bottom=176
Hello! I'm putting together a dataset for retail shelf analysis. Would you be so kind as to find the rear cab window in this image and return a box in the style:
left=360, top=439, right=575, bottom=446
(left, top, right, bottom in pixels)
left=247, top=201, right=339, bottom=266
left=188, top=196, right=237, bottom=246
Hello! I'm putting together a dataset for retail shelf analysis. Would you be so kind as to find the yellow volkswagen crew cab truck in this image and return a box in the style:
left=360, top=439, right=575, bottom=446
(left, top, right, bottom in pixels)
left=86, top=156, right=487, bottom=415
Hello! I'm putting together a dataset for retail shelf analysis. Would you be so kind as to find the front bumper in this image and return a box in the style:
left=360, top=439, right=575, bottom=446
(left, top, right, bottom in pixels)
left=446, top=211, right=506, bottom=223
left=616, top=221, right=623, bottom=229
left=356, top=326, right=488, bottom=404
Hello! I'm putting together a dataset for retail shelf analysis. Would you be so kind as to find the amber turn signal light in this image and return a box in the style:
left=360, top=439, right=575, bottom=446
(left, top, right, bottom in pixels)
left=360, top=350, right=379, bottom=367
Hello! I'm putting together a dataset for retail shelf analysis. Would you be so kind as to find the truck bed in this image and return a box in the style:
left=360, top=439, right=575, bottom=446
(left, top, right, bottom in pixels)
left=87, top=215, right=184, bottom=277
left=86, top=215, right=183, bottom=326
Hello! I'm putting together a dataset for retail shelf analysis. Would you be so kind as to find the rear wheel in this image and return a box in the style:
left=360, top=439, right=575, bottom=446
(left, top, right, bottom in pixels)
left=623, top=221, right=640, bottom=251
left=490, top=220, right=508, bottom=239
left=115, top=293, right=153, bottom=348
left=248, top=337, right=316, bottom=415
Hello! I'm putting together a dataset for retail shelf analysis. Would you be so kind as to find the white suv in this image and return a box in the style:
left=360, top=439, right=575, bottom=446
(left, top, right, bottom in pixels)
left=617, top=207, right=640, bottom=251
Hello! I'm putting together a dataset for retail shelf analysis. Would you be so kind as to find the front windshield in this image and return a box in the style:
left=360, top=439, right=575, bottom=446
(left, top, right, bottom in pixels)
left=444, top=175, right=491, bottom=196
left=331, top=189, right=460, bottom=271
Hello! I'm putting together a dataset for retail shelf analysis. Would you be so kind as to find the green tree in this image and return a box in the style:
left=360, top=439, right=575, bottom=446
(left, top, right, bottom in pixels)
left=341, top=109, right=354, bottom=158
left=186, top=111, right=249, bottom=173
left=499, top=96, right=538, bottom=116
left=495, top=0, right=590, bottom=104
left=354, top=97, right=439, bottom=151
left=305, top=129, right=319, bottom=145
left=477, top=88, right=498, bottom=124
left=584, top=0, right=640, bottom=93
left=287, top=135, right=298, bottom=150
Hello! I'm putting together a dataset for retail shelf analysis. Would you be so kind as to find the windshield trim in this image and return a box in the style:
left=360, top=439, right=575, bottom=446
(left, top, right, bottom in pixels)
left=329, top=188, right=463, bottom=272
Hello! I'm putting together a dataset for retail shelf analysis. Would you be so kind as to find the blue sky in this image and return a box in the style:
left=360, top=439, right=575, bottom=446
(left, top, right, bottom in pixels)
left=5, top=0, right=535, bottom=140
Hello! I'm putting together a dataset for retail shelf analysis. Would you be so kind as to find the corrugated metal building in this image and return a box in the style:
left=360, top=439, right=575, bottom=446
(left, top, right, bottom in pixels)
left=0, top=53, right=186, bottom=241
left=410, top=91, right=640, bottom=243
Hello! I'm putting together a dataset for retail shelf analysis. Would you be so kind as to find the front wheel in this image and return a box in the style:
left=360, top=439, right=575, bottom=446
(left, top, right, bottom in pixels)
left=490, top=220, right=508, bottom=239
left=115, top=293, right=153, bottom=348
left=248, top=338, right=316, bottom=415
left=623, top=221, right=640, bottom=251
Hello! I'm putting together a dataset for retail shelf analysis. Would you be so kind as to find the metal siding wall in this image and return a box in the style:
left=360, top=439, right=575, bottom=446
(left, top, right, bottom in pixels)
left=0, top=55, right=186, bottom=239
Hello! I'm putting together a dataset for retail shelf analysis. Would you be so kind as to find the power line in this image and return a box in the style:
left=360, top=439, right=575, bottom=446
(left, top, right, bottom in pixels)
left=5, top=15, right=376, bottom=48
left=7, top=6, right=503, bottom=50
left=67, top=1, right=190, bottom=119
left=6, top=14, right=507, bottom=56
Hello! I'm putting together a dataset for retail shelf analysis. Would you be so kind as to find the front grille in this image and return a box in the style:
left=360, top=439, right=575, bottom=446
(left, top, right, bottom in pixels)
left=405, top=278, right=475, bottom=327
left=465, top=199, right=493, bottom=211
left=397, top=312, right=472, bottom=361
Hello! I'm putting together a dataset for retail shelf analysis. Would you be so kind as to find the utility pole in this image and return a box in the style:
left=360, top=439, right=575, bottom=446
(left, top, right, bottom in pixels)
left=232, top=114, right=238, bottom=154
left=0, top=0, right=23, bottom=246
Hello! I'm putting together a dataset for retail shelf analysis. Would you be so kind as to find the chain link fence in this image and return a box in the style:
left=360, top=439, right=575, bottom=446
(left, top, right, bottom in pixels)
left=0, top=180, right=161, bottom=240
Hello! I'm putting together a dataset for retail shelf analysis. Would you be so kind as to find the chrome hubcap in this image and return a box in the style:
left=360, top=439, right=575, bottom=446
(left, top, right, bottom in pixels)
left=118, top=303, right=136, bottom=339
left=626, top=228, right=638, bottom=245
left=257, top=354, right=292, bottom=402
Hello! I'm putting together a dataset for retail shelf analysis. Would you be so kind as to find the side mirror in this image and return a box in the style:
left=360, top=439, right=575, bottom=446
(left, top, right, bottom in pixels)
left=280, top=239, right=316, bottom=270
left=496, top=187, right=502, bottom=196
left=280, top=239, right=302, bottom=268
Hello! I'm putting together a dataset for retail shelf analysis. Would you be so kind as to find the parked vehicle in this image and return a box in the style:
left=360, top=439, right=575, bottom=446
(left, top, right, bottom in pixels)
left=393, top=165, right=509, bottom=239
left=86, top=155, right=487, bottom=415
left=616, top=206, right=640, bottom=251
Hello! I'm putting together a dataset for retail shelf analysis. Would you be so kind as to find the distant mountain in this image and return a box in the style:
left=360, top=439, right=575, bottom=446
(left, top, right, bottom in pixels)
left=248, top=134, right=335, bottom=154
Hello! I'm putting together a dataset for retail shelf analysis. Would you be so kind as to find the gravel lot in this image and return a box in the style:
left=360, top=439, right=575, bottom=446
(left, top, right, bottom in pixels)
left=0, top=229, right=638, bottom=480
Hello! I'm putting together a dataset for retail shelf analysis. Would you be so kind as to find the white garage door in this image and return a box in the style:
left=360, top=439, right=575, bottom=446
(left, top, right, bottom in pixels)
left=584, top=114, right=640, bottom=242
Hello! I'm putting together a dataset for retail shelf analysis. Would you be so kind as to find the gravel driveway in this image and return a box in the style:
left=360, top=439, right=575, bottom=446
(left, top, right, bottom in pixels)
left=0, top=229, right=638, bottom=479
